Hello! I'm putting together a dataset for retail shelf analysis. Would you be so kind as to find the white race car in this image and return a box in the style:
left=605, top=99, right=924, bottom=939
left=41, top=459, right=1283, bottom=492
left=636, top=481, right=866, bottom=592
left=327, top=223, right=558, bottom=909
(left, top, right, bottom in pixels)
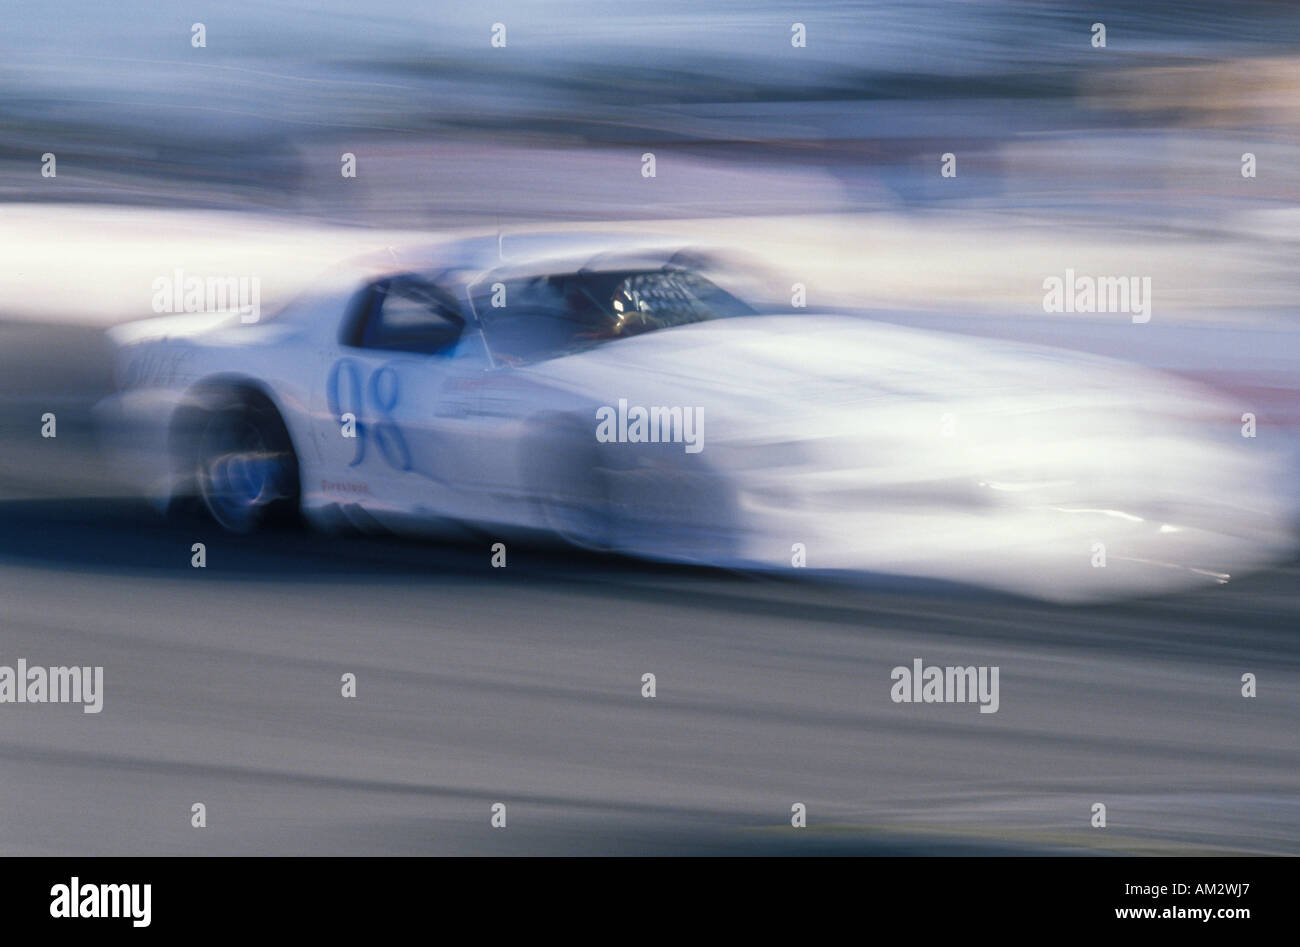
left=96, top=232, right=1294, bottom=602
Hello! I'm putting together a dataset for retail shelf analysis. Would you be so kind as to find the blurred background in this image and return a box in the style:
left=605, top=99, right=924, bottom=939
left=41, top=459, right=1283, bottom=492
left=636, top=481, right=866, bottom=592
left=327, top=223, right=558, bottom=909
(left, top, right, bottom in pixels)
left=0, top=0, right=1298, bottom=855
left=2, top=0, right=1300, bottom=319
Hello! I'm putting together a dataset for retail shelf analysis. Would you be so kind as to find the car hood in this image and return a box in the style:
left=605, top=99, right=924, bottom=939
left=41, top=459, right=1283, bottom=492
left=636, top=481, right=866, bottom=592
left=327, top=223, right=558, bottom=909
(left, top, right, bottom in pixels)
left=519, top=312, right=1222, bottom=428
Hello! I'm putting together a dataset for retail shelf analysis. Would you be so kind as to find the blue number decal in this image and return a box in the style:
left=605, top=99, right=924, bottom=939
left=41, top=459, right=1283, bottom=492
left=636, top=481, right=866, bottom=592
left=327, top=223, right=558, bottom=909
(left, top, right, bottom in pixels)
left=327, top=358, right=411, bottom=472
left=326, top=358, right=367, bottom=467
left=369, top=364, right=412, bottom=472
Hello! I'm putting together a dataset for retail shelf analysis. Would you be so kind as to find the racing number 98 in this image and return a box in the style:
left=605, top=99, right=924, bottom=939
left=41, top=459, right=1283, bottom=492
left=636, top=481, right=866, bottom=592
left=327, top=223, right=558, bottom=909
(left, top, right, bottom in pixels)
left=326, top=358, right=412, bottom=471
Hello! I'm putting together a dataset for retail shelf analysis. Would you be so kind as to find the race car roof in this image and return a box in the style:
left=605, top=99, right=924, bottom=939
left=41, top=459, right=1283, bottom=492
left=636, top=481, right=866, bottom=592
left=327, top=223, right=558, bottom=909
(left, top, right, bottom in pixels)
left=374, top=231, right=688, bottom=277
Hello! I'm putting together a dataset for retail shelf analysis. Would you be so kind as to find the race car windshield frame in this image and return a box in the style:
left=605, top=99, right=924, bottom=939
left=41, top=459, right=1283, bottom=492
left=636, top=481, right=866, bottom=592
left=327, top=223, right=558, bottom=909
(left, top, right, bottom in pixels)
left=468, top=267, right=758, bottom=367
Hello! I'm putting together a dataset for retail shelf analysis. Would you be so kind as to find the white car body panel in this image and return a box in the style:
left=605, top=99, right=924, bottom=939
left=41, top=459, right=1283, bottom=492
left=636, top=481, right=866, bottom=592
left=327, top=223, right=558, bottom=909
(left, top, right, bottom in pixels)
left=94, top=235, right=1296, bottom=602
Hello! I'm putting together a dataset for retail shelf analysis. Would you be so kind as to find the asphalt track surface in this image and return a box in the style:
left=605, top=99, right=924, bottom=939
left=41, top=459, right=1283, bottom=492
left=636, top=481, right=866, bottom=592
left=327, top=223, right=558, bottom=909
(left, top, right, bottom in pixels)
left=1, top=322, right=1297, bottom=855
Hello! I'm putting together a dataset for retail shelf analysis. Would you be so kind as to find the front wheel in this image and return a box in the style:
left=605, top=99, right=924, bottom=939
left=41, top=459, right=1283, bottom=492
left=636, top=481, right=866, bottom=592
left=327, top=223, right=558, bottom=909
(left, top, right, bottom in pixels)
left=524, top=419, right=615, bottom=551
left=521, top=414, right=740, bottom=564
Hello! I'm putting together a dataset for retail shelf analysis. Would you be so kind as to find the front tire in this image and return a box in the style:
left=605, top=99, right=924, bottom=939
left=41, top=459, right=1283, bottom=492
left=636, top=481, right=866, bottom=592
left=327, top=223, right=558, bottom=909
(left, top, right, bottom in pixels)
left=525, top=418, right=615, bottom=551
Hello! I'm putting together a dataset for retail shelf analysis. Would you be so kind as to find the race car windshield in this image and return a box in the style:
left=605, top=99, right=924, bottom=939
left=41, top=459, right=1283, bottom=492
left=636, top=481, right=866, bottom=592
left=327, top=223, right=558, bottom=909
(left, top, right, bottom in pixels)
left=475, top=268, right=758, bottom=366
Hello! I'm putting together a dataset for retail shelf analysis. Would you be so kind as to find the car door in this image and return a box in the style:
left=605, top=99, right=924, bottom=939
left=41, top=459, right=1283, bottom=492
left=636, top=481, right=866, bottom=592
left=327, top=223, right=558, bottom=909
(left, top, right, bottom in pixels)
left=312, top=274, right=489, bottom=525
left=465, top=268, right=612, bottom=525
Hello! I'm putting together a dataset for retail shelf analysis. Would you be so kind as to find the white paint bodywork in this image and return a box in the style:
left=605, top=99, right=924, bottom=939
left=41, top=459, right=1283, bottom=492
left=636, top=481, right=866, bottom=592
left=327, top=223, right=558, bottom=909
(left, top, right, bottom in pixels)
left=94, top=234, right=1296, bottom=602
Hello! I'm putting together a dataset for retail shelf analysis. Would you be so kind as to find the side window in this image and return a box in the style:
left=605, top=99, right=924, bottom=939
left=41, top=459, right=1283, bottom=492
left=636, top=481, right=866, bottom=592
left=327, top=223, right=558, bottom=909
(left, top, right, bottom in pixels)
left=348, top=277, right=465, bottom=354
left=472, top=274, right=615, bottom=365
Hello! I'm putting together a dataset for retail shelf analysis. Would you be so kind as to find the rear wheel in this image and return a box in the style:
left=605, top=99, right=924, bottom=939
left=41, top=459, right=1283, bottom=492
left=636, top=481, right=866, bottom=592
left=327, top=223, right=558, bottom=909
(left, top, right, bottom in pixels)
left=192, top=394, right=300, bottom=533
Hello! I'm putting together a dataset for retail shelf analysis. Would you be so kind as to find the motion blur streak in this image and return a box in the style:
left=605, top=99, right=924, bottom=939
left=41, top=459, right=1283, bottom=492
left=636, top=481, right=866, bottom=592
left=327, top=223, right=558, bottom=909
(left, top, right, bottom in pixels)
left=1, top=0, right=1298, bottom=853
